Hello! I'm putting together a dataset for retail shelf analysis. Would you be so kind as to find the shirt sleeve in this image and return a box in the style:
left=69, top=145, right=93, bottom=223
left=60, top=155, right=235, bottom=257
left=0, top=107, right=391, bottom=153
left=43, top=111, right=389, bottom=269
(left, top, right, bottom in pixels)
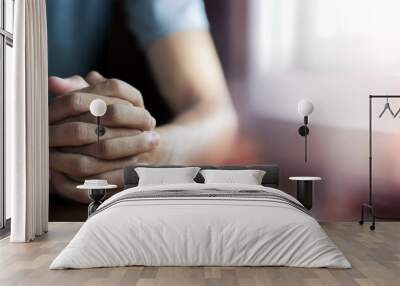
left=124, top=0, right=209, bottom=49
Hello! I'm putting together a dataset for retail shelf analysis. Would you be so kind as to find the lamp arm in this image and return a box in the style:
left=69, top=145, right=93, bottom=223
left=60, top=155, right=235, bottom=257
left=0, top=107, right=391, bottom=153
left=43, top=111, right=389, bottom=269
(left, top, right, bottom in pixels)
left=94, top=117, right=106, bottom=158
left=304, top=116, right=308, bottom=162
left=297, top=114, right=311, bottom=163
left=96, top=117, right=100, bottom=158
left=305, top=127, right=308, bottom=162
left=96, top=117, right=100, bottom=142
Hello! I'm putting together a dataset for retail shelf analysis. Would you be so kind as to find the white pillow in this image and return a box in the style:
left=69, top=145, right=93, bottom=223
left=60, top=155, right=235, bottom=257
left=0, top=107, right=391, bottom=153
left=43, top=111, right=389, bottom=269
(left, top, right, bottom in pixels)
left=200, top=169, right=266, bottom=185
left=135, top=167, right=200, bottom=186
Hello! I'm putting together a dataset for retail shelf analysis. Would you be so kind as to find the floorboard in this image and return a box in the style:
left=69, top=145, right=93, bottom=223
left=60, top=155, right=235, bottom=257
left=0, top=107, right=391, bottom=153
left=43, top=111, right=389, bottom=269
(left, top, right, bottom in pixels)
left=0, top=222, right=399, bottom=286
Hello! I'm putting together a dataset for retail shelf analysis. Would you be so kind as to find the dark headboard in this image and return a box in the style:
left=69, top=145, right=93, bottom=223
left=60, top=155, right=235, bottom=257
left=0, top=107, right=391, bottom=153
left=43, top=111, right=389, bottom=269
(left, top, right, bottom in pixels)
left=123, top=165, right=279, bottom=189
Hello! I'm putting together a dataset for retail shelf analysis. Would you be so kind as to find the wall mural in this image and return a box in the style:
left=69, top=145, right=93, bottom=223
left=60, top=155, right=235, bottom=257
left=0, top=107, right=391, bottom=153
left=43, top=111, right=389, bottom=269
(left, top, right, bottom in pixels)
left=47, top=0, right=400, bottom=221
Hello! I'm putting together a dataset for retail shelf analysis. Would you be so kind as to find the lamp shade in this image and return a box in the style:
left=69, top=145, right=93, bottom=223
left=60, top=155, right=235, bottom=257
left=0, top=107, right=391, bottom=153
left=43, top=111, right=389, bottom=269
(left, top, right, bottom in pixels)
left=89, top=99, right=107, bottom=117
left=297, top=100, right=314, bottom=116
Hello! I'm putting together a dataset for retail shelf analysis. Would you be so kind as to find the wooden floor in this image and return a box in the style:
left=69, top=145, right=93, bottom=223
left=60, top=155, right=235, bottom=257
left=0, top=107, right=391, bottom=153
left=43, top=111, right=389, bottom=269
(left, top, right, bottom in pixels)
left=0, top=222, right=399, bottom=286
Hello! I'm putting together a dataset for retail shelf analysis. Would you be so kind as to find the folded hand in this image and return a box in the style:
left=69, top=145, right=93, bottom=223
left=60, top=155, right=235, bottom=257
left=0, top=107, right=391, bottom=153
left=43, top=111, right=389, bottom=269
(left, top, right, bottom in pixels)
left=49, top=71, right=160, bottom=202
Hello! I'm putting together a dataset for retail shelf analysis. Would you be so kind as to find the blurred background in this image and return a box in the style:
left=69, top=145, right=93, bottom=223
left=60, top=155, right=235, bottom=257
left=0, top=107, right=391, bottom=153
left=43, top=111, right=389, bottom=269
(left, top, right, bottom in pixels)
left=206, top=0, right=400, bottom=220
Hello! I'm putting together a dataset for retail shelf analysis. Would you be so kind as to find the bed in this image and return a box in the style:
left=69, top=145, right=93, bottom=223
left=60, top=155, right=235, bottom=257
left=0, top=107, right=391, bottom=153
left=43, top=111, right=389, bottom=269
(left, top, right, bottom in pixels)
left=50, top=165, right=350, bottom=269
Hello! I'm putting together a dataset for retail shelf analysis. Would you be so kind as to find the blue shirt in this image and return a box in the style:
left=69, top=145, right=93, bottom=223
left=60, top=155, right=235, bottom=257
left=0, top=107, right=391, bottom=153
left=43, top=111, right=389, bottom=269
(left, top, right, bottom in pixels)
left=47, top=0, right=209, bottom=78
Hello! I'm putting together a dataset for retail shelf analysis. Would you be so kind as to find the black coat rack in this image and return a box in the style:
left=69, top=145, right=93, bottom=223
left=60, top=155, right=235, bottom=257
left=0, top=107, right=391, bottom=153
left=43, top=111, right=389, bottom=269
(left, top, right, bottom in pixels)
left=359, top=95, right=400, bottom=230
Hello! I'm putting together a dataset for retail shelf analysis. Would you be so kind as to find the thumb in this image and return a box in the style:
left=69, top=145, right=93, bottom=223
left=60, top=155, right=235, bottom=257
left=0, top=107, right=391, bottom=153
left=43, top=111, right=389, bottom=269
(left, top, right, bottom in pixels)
left=49, top=75, right=89, bottom=95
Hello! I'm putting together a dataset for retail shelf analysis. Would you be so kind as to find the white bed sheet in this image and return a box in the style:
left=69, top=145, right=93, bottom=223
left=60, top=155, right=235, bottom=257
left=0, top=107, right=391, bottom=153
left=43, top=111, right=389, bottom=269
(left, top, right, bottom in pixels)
left=50, top=183, right=350, bottom=269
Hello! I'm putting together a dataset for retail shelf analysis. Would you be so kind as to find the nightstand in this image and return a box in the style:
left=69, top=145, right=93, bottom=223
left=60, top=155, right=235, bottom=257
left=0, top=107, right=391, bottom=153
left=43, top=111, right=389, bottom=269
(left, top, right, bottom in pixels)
left=77, top=180, right=117, bottom=217
left=289, top=177, right=322, bottom=210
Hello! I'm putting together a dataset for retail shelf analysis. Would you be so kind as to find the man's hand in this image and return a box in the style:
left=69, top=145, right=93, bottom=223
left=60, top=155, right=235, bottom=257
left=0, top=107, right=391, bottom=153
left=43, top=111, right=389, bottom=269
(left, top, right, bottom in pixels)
left=49, top=72, right=160, bottom=202
left=50, top=29, right=239, bottom=203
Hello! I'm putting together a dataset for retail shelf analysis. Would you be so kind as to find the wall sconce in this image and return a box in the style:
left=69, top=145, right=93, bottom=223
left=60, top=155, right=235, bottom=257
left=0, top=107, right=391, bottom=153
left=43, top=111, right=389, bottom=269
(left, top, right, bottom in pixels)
left=90, top=99, right=107, bottom=157
left=297, top=100, right=314, bottom=163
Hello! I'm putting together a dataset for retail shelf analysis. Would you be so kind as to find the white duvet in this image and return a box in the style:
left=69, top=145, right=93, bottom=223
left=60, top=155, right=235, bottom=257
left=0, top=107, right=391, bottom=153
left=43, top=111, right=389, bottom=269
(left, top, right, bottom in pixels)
left=50, top=183, right=350, bottom=269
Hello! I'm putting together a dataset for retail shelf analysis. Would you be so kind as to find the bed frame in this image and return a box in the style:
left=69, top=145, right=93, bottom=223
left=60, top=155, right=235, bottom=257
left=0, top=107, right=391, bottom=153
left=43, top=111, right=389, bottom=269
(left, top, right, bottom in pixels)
left=123, top=165, right=279, bottom=189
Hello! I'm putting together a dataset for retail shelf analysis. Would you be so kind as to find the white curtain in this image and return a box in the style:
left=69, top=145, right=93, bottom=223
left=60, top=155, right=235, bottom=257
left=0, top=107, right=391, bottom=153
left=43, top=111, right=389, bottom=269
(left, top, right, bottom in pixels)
left=9, top=0, right=49, bottom=242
